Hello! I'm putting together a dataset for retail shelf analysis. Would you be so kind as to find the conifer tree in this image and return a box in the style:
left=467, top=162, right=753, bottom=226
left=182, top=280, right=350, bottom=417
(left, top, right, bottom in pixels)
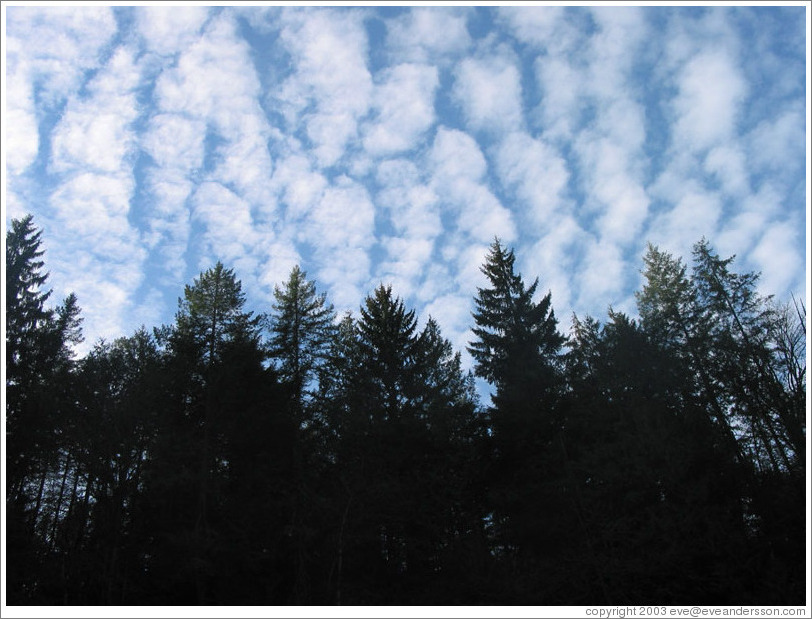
left=268, top=265, right=336, bottom=419
left=6, top=215, right=83, bottom=603
left=468, top=238, right=565, bottom=452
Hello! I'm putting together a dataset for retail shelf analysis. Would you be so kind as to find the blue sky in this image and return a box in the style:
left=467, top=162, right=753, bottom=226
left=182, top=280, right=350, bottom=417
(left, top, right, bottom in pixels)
left=3, top=4, right=808, bottom=370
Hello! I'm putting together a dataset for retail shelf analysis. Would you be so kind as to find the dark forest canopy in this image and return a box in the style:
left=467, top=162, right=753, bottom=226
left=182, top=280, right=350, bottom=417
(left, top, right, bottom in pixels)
left=5, top=216, right=807, bottom=606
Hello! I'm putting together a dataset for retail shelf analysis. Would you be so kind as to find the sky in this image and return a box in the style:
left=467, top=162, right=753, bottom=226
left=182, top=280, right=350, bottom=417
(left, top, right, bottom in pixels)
left=2, top=3, right=809, bottom=372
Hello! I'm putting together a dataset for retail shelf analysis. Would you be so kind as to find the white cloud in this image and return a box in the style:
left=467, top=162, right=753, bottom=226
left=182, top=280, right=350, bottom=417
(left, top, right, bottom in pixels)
left=452, top=53, right=524, bottom=134
left=386, top=7, right=472, bottom=64
left=429, top=128, right=516, bottom=243
left=136, top=6, right=210, bottom=56
left=4, top=71, right=39, bottom=176
left=497, top=6, right=567, bottom=50
left=373, top=159, right=442, bottom=302
left=142, top=178, right=192, bottom=274
left=47, top=172, right=146, bottom=348
left=576, top=135, right=649, bottom=246
left=751, top=222, right=804, bottom=298
left=363, top=63, right=439, bottom=156
left=140, top=113, right=204, bottom=275
left=271, top=154, right=328, bottom=222
left=495, top=132, right=570, bottom=229
left=142, top=114, right=207, bottom=172
left=714, top=183, right=783, bottom=259
left=423, top=292, right=475, bottom=364
left=648, top=189, right=723, bottom=259
left=36, top=41, right=148, bottom=349
left=587, top=7, right=648, bottom=102
left=376, top=237, right=435, bottom=301
left=50, top=47, right=142, bottom=176
left=376, top=159, right=441, bottom=240
left=191, top=181, right=260, bottom=272
left=704, top=145, right=749, bottom=197
left=535, top=55, right=585, bottom=141
left=145, top=11, right=276, bottom=278
left=746, top=107, right=806, bottom=177
left=275, top=8, right=373, bottom=168
left=297, top=177, right=376, bottom=311
left=152, top=10, right=275, bottom=199
left=576, top=237, right=627, bottom=315
left=5, top=7, right=117, bottom=106
left=429, top=127, right=488, bottom=182
left=523, top=214, right=590, bottom=316
left=4, top=6, right=118, bottom=177
left=672, top=49, right=748, bottom=152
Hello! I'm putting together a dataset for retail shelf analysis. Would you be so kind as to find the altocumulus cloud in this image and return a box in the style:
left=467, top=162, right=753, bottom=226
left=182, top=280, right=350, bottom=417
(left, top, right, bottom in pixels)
left=3, top=5, right=808, bottom=368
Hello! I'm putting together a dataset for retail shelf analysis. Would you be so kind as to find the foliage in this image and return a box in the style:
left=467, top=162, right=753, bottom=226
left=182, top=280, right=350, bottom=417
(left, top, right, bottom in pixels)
left=5, top=218, right=805, bottom=605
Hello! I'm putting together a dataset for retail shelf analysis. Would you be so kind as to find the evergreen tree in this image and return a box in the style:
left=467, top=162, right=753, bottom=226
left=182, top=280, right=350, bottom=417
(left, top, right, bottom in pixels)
left=147, top=261, right=272, bottom=603
left=469, top=238, right=565, bottom=432
left=356, top=284, right=420, bottom=420
left=467, top=239, right=567, bottom=601
left=5, top=215, right=83, bottom=604
left=268, top=265, right=336, bottom=421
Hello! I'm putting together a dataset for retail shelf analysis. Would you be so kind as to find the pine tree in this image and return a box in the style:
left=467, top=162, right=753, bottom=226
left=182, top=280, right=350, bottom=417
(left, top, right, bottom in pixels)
left=468, top=238, right=565, bottom=453
left=467, top=239, right=566, bottom=599
left=5, top=215, right=83, bottom=604
left=268, top=265, right=336, bottom=420
left=159, top=261, right=268, bottom=603
left=356, top=284, right=420, bottom=421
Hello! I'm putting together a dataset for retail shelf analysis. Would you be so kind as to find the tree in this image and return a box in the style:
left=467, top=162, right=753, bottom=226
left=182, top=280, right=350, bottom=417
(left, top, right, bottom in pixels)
left=356, top=284, right=421, bottom=421
left=268, top=265, right=336, bottom=421
left=558, top=310, right=755, bottom=604
left=150, top=261, right=270, bottom=603
left=466, top=239, right=569, bottom=601
left=636, top=242, right=746, bottom=466
left=5, top=215, right=83, bottom=604
left=469, top=238, right=565, bottom=425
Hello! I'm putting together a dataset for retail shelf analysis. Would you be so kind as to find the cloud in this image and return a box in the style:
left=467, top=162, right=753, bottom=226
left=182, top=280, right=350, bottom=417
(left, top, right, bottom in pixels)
left=648, top=189, right=723, bottom=259
left=751, top=222, right=804, bottom=298
left=144, top=11, right=276, bottom=280
left=672, top=49, right=748, bottom=152
left=497, top=6, right=567, bottom=50
left=575, top=134, right=649, bottom=246
left=38, top=40, right=147, bottom=350
left=576, top=237, right=629, bottom=315
left=452, top=52, right=524, bottom=134
left=142, top=114, right=207, bottom=172
left=423, top=292, right=476, bottom=366
left=746, top=106, right=806, bottom=179
left=47, top=172, right=146, bottom=347
left=704, top=145, right=749, bottom=198
left=429, top=128, right=516, bottom=243
left=386, top=7, right=472, bottom=64
left=50, top=46, right=142, bottom=176
left=135, top=6, right=210, bottom=56
left=534, top=55, right=586, bottom=141
left=363, top=63, right=439, bottom=156
left=587, top=7, right=648, bottom=101
left=191, top=181, right=260, bottom=271
left=271, top=154, right=328, bottom=222
left=297, top=176, right=376, bottom=311
left=4, top=69, right=39, bottom=176
left=375, top=159, right=440, bottom=240
left=523, top=214, right=590, bottom=316
left=5, top=7, right=117, bottom=106
left=373, top=159, right=441, bottom=301
left=275, top=8, right=373, bottom=167
left=4, top=6, right=806, bottom=372
left=5, top=6, right=118, bottom=179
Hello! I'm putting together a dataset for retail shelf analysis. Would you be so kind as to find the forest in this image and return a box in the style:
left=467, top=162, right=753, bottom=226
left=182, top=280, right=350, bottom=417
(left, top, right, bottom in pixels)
left=5, top=214, right=807, bottom=606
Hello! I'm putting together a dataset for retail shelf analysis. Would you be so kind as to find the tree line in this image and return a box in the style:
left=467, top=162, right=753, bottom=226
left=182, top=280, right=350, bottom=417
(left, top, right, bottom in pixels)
left=5, top=214, right=806, bottom=605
